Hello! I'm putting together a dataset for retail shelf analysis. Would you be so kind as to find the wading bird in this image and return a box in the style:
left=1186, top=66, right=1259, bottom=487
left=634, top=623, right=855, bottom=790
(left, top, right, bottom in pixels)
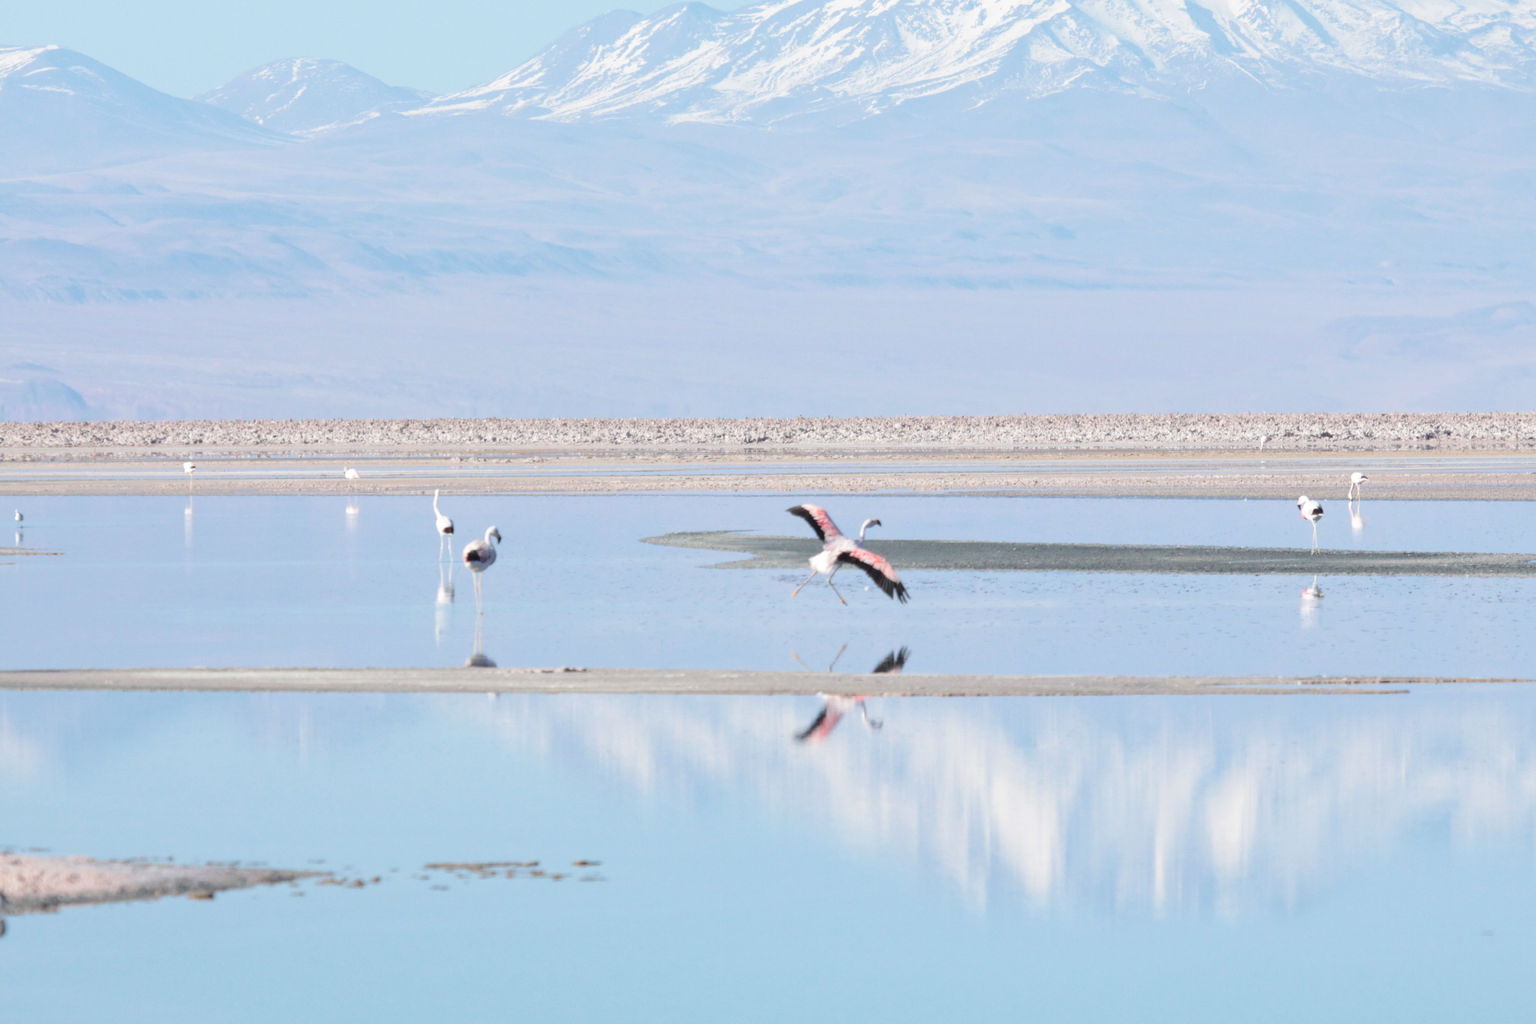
left=1348, top=472, right=1368, bottom=501
left=343, top=467, right=360, bottom=482
left=787, top=504, right=909, bottom=605
left=433, top=490, right=455, bottom=558
left=1297, top=496, right=1324, bottom=553
left=462, top=526, right=502, bottom=611
left=12, top=510, right=21, bottom=524
left=182, top=461, right=197, bottom=484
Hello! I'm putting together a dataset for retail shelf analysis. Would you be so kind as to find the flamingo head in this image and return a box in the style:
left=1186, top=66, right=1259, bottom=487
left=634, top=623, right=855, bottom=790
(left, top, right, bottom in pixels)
left=858, top=517, right=882, bottom=540
left=488, top=526, right=502, bottom=545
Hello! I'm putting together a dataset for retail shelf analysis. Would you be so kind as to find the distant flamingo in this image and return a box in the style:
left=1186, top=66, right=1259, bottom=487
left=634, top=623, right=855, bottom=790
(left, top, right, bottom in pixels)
left=462, top=526, right=502, bottom=612
left=12, top=510, right=21, bottom=524
left=787, top=504, right=908, bottom=605
left=1348, top=472, right=1368, bottom=501
left=344, top=467, right=360, bottom=482
left=433, top=489, right=455, bottom=559
left=1297, top=496, right=1324, bottom=553
left=182, top=462, right=197, bottom=487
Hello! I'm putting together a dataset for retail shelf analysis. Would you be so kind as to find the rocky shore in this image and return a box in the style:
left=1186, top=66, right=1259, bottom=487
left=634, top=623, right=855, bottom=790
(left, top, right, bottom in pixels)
left=3, top=412, right=1534, bottom=458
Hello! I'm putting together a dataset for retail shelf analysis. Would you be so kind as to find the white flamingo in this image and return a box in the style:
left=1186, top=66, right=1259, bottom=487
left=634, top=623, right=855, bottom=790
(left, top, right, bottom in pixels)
left=462, top=526, right=502, bottom=612
left=182, top=462, right=197, bottom=488
left=1297, top=496, right=1324, bottom=553
left=433, top=490, right=455, bottom=559
left=343, top=467, right=360, bottom=482
left=787, top=504, right=908, bottom=605
left=1348, top=472, right=1368, bottom=501
left=12, top=510, right=21, bottom=524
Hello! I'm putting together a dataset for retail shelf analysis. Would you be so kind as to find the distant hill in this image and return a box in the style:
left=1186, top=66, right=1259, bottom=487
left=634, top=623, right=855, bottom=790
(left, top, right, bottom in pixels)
left=0, top=45, right=281, bottom=174
left=198, top=57, right=432, bottom=135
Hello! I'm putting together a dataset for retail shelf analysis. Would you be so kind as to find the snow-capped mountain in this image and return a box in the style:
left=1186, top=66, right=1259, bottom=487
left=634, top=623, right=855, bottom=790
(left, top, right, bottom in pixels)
left=0, top=45, right=281, bottom=174
left=425, top=0, right=1536, bottom=124
left=198, top=57, right=432, bottom=135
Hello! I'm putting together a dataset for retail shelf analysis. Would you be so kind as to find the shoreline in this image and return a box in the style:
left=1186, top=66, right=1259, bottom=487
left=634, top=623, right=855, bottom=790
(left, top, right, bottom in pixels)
left=4, top=412, right=1535, bottom=458
left=4, top=413, right=1536, bottom=499
left=0, top=667, right=1526, bottom=697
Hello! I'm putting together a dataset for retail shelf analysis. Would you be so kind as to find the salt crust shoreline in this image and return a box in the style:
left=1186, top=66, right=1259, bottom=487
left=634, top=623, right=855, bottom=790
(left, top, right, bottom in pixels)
left=4, top=412, right=1535, bottom=457
left=0, top=852, right=310, bottom=915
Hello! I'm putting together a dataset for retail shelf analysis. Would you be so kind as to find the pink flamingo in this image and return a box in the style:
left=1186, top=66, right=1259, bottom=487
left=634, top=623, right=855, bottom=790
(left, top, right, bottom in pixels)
left=787, top=504, right=909, bottom=605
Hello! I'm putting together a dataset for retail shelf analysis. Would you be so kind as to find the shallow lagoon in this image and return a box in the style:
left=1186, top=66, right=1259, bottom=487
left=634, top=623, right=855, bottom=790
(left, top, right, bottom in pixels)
left=5, top=492, right=1536, bottom=1021
left=3, top=493, right=1536, bottom=676
left=2, top=685, right=1534, bottom=1023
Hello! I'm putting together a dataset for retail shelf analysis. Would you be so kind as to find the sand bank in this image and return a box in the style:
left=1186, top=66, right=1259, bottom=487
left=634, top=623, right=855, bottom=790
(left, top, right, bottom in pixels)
left=0, top=666, right=1522, bottom=697
left=0, top=852, right=311, bottom=915
left=648, top=532, right=1536, bottom=576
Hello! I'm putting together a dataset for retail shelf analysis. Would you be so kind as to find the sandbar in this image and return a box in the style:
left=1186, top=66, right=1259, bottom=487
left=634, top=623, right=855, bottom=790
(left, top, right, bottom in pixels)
left=0, top=666, right=1522, bottom=697
left=0, top=852, right=312, bottom=916
left=648, top=531, right=1536, bottom=576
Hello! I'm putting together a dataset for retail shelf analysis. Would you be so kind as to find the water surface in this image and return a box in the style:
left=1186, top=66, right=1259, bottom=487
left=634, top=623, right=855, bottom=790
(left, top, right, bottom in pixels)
left=4, top=493, right=1536, bottom=676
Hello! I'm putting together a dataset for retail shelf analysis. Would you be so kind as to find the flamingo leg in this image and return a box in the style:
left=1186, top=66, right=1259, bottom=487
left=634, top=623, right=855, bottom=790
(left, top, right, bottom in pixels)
left=473, top=572, right=484, bottom=613
left=859, top=702, right=883, bottom=730
left=790, top=568, right=819, bottom=598
left=1311, top=521, right=1319, bottom=554
left=826, top=577, right=848, bottom=606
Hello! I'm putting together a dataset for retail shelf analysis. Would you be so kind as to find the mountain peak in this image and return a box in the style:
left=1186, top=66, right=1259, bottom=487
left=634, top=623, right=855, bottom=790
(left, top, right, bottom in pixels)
left=421, top=0, right=1536, bottom=125
left=0, top=44, right=281, bottom=175
left=199, top=57, right=432, bottom=135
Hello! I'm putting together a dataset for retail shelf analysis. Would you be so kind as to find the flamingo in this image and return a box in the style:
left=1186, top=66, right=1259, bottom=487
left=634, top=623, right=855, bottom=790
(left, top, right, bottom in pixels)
left=1297, top=496, right=1324, bottom=553
left=433, top=490, right=455, bottom=559
left=1348, top=472, right=1368, bottom=501
left=12, top=510, right=21, bottom=524
left=182, top=462, right=196, bottom=488
left=787, top=504, right=909, bottom=605
left=462, top=526, right=502, bottom=612
left=344, top=467, right=360, bottom=482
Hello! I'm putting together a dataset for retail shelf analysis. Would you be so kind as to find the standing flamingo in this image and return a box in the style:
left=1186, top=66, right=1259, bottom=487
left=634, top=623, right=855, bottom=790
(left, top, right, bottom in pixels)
left=1297, top=496, right=1324, bottom=553
left=433, top=490, right=455, bottom=559
left=182, top=462, right=197, bottom=488
left=462, top=526, right=502, bottom=612
left=1348, top=472, right=1368, bottom=501
left=787, top=504, right=908, bottom=604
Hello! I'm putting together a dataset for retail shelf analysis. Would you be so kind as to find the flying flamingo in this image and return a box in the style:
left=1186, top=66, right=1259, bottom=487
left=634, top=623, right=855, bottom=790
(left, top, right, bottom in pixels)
left=433, top=490, right=455, bottom=559
left=1297, top=496, right=1324, bottom=553
left=1348, top=472, right=1368, bottom=501
left=462, top=526, right=502, bottom=612
left=787, top=504, right=909, bottom=604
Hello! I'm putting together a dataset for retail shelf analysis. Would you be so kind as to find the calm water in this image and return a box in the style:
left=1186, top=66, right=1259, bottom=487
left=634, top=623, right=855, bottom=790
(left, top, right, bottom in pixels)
left=3, top=493, right=1536, bottom=675
left=1, top=686, right=1533, bottom=1023
left=4, top=493, right=1535, bottom=1021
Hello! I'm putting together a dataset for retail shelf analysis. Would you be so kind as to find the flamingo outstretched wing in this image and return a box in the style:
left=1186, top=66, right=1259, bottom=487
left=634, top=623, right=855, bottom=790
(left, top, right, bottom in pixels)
left=836, top=548, right=909, bottom=603
left=788, top=504, right=843, bottom=542
left=872, top=647, right=911, bottom=674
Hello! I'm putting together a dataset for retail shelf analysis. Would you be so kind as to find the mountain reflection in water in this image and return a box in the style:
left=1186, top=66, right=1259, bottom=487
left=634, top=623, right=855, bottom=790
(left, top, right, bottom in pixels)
left=463, top=689, right=1536, bottom=915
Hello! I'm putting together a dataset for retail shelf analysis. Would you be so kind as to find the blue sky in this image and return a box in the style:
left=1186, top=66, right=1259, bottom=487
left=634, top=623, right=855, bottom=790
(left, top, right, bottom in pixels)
left=6, top=0, right=753, bottom=98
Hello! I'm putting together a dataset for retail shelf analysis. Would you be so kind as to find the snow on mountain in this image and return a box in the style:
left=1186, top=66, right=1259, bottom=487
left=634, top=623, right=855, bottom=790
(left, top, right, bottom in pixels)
left=198, top=58, right=433, bottom=136
left=424, top=0, right=1536, bottom=124
left=0, top=45, right=282, bottom=174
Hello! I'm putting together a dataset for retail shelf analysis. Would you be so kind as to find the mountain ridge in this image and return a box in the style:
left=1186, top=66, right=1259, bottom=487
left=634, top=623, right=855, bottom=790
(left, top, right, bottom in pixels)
left=417, top=0, right=1536, bottom=126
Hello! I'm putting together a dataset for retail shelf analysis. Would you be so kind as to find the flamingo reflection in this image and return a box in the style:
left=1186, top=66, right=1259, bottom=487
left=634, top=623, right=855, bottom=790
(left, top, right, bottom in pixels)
left=794, top=647, right=909, bottom=743
left=434, top=560, right=455, bottom=646
left=465, top=614, right=496, bottom=668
